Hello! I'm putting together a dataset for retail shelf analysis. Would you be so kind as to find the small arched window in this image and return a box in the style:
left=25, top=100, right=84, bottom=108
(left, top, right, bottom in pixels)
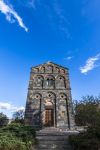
left=46, top=78, right=54, bottom=86
left=44, top=75, right=55, bottom=88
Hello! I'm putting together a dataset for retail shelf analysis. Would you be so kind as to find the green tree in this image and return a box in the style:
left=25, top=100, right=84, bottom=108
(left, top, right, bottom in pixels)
left=0, top=113, right=8, bottom=127
left=12, top=109, right=25, bottom=124
left=69, top=95, right=100, bottom=150
left=69, top=126, right=100, bottom=150
left=74, top=95, right=100, bottom=127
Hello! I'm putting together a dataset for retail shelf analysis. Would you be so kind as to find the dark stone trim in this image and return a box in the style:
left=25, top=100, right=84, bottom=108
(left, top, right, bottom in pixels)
left=66, top=99, right=70, bottom=129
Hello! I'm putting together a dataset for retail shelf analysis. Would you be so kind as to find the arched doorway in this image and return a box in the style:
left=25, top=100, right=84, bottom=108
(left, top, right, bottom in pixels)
left=43, top=92, right=56, bottom=127
left=45, top=104, right=54, bottom=127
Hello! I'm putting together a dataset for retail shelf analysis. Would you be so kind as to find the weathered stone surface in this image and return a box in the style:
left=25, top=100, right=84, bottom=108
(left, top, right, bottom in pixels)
left=32, top=127, right=79, bottom=150
left=25, top=62, right=75, bottom=129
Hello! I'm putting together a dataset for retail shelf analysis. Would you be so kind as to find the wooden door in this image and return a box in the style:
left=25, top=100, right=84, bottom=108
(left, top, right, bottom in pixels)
left=45, top=109, right=54, bottom=126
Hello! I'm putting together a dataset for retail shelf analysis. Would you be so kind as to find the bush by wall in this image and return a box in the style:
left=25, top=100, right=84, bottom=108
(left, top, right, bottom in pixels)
left=0, top=123, right=36, bottom=150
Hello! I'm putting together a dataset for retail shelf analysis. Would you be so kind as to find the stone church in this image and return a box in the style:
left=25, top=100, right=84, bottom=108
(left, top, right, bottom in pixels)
left=25, top=62, right=75, bottom=130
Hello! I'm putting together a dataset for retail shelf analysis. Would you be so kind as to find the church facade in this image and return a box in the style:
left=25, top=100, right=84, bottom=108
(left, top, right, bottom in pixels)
left=25, top=62, right=75, bottom=129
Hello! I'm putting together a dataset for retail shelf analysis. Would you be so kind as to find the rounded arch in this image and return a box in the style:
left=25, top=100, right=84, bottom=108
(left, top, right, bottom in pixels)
left=56, top=75, right=65, bottom=80
left=54, top=66, right=60, bottom=73
left=60, top=68, right=65, bottom=74
left=59, top=93, right=67, bottom=100
left=34, top=75, right=44, bottom=80
left=39, top=66, right=45, bottom=73
left=45, top=75, right=55, bottom=80
left=34, top=93, right=42, bottom=100
left=33, top=75, right=44, bottom=88
left=44, top=92, right=56, bottom=110
left=45, top=65, right=53, bottom=73
left=32, top=68, right=39, bottom=73
left=59, top=92, right=70, bottom=129
left=47, top=91, right=56, bottom=99
left=43, top=92, right=57, bottom=127
left=56, top=75, right=66, bottom=88
left=44, top=75, right=55, bottom=88
left=30, top=93, right=42, bottom=109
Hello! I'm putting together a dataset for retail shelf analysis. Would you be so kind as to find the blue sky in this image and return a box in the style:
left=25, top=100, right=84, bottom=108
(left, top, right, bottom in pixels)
left=0, top=0, right=100, bottom=118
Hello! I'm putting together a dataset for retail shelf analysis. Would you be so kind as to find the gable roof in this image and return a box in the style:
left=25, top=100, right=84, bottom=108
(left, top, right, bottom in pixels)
left=32, top=61, right=69, bottom=70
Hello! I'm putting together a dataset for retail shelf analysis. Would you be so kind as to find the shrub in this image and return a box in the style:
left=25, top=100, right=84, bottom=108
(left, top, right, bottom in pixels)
left=69, top=126, right=100, bottom=150
left=70, top=95, right=100, bottom=150
left=0, top=133, right=27, bottom=150
left=0, top=123, right=36, bottom=150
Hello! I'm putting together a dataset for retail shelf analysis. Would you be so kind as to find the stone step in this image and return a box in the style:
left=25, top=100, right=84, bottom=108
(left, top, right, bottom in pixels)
left=33, top=142, right=72, bottom=150
left=33, top=147, right=71, bottom=150
left=37, top=140, right=69, bottom=145
left=36, top=136, right=69, bottom=141
left=37, top=134, right=69, bottom=136
left=34, top=137, right=73, bottom=150
left=37, top=127, right=67, bottom=133
left=34, top=145, right=72, bottom=150
left=36, top=128, right=79, bottom=134
left=33, top=128, right=77, bottom=150
left=36, top=131, right=78, bottom=136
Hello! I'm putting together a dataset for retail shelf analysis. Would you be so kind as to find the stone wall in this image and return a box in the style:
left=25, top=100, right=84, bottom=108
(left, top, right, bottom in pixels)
left=25, top=62, right=75, bottom=129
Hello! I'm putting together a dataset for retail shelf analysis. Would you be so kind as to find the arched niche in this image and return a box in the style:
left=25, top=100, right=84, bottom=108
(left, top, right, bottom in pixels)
left=34, top=93, right=42, bottom=100
left=54, top=66, right=60, bottom=73
left=32, top=68, right=39, bottom=73
left=45, top=65, right=53, bottom=73
left=60, top=69, right=65, bottom=74
left=44, top=92, right=56, bottom=104
left=33, top=75, right=44, bottom=88
left=43, top=75, right=55, bottom=89
left=31, top=93, right=42, bottom=126
left=43, top=92, right=56, bottom=127
left=56, top=75, right=66, bottom=89
left=47, top=92, right=56, bottom=100
left=58, top=93, right=70, bottom=128
left=39, top=66, right=45, bottom=73
left=59, top=93, right=67, bottom=102
left=31, top=93, right=42, bottom=109
left=44, top=92, right=56, bottom=106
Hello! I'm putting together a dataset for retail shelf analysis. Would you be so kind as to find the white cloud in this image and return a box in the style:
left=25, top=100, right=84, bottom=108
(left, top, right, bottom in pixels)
left=80, top=53, right=100, bottom=74
left=64, top=56, right=73, bottom=60
left=0, top=0, right=28, bottom=32
left=53, top=1, right=71, bottom=39
left=0, top=102, right=25, bottom=112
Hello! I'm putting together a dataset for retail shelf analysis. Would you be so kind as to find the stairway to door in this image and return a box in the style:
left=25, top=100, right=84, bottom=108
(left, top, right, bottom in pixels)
left=32, top=128, right=76, bottom=150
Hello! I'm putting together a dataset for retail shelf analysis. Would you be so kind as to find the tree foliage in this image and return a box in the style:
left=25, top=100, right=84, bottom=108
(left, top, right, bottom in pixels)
left=0, top=133, right=27, bottom=150
left=74, top=95, right=100, bottom=126
left=69, top=95, right=100, bottom=150
left=12, top=109, right=25, bottom=124
left=0, top=112, right=8, bottom=127
left=0, top=123, right=36, bottom=150
left=69, top=126, right=100, bottom=150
